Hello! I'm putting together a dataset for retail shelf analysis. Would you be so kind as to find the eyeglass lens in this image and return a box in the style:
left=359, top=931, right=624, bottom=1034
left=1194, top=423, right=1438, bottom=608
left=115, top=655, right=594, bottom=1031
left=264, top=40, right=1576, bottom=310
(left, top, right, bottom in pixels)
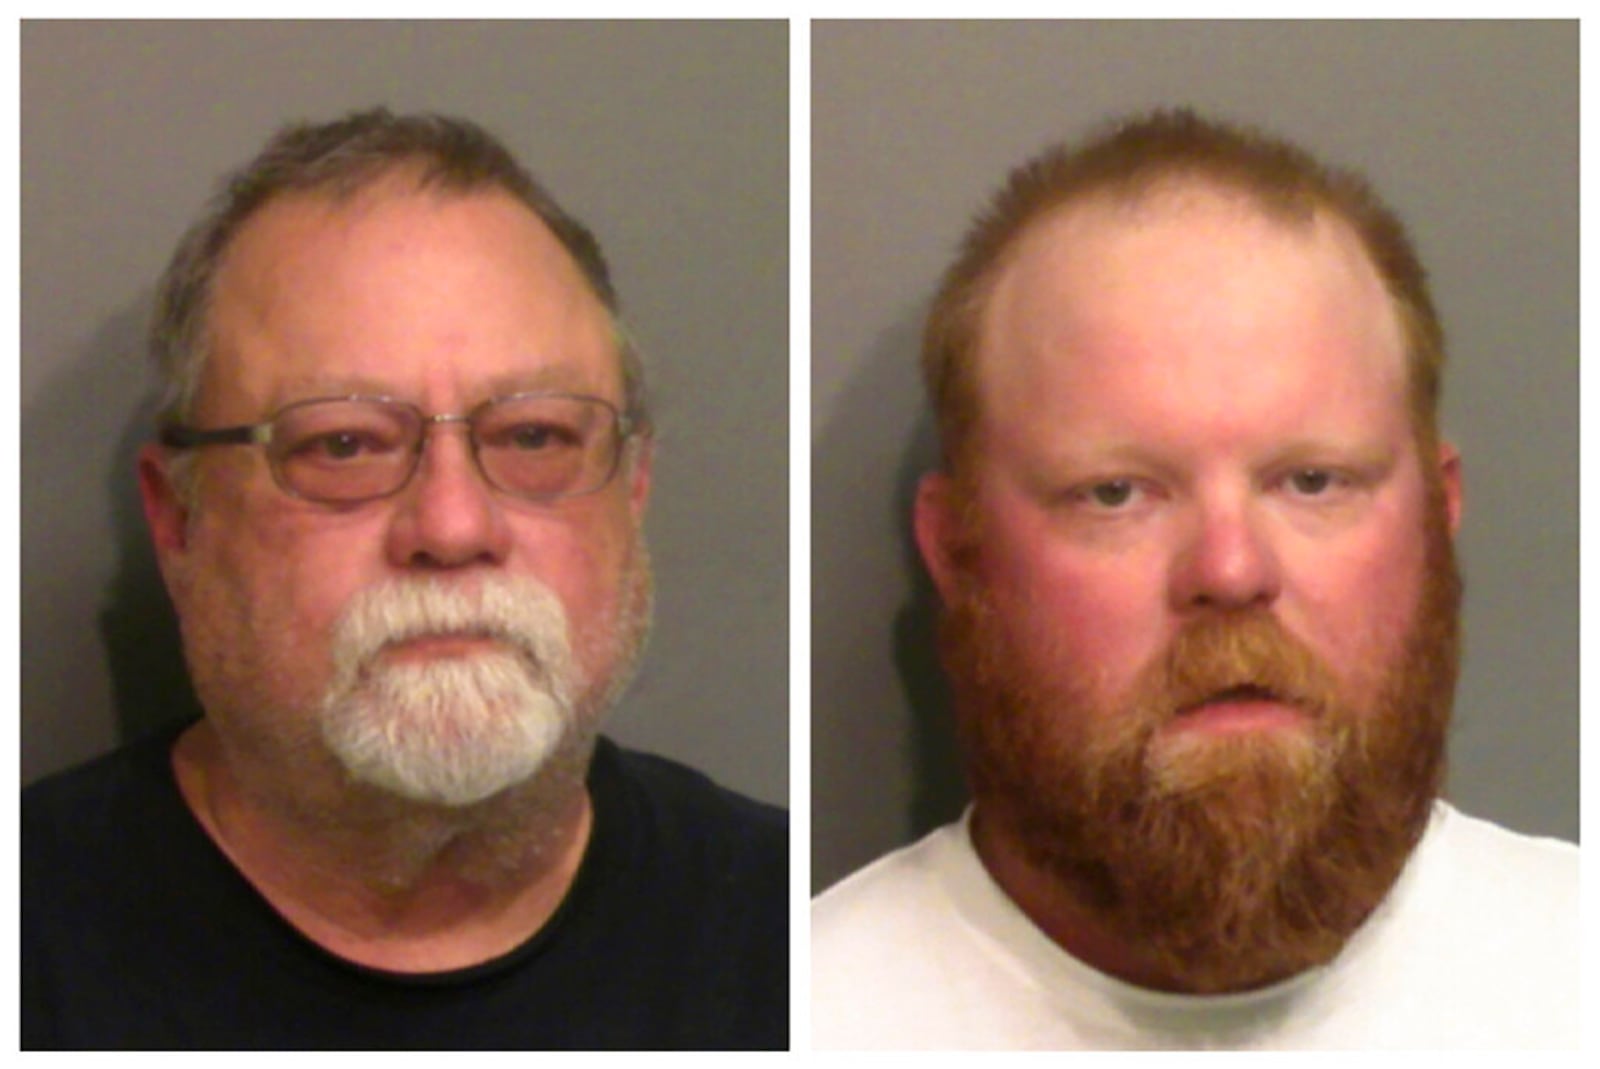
left=268, top=397, right=620, bottom=503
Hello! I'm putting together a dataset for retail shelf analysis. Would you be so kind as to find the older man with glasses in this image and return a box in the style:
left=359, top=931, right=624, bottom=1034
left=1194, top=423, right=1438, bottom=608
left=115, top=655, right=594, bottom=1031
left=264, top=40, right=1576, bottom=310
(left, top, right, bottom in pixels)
left=22, top=108, right=787, bottom=1050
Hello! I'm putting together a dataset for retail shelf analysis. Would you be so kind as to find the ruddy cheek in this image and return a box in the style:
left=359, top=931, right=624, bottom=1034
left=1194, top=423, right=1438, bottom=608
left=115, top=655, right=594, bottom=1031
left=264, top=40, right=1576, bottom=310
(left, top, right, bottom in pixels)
left=1002, top=561, right=1152, bottom=679
left=1295, top=549, right=1421, bottom=695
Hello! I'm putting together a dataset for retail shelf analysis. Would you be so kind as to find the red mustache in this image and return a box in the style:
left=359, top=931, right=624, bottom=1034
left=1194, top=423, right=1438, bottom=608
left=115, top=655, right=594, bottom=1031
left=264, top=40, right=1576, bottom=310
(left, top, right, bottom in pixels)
left=1143, top=610, right=1338, bottom=724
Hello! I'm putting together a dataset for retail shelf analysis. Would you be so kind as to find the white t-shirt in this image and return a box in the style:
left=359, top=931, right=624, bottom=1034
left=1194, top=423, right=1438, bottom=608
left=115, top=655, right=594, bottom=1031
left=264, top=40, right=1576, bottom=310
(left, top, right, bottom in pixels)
left=811, top=802, right=1577, bottom=1049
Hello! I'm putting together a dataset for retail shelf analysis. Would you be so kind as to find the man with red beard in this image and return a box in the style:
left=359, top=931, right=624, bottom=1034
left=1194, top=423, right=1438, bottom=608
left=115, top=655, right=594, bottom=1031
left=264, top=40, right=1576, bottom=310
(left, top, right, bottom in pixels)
left=812, top=109, right=1576, bottom=1048
left=22, top=109, right=786, bottom=1049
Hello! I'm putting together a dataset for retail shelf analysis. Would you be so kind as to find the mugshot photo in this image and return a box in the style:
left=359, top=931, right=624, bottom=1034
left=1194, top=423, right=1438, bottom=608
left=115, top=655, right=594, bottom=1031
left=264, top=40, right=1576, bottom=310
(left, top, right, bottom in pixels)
left=810, top=19, right=1576, bottom=1049
left=20, top=19, right=788, bottom=1049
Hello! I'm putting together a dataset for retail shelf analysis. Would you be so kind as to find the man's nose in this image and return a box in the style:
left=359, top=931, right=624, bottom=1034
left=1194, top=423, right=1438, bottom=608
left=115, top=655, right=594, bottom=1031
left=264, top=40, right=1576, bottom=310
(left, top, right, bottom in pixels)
left=384, top=424, right=513, bottom=571
left=1168, top=492, right=1283, bottom=614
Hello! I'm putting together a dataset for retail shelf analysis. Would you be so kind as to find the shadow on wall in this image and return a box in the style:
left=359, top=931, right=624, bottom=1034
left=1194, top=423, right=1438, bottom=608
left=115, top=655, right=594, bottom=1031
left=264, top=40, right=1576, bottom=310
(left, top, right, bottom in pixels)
left=812, top=302, right=968, bottom=891
left=103, top=383, right=206, bottom=745
left=892, top=414, right=967, bottom=837
left=22, top=299, right=201, bottom=785
left=93, top=301, right=206, bottom=745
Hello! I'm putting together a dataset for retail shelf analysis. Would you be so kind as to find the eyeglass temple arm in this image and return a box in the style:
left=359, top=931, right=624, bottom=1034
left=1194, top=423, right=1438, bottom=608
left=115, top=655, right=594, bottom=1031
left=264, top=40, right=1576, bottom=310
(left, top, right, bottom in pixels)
left=158, top=424, right=265, bottom=450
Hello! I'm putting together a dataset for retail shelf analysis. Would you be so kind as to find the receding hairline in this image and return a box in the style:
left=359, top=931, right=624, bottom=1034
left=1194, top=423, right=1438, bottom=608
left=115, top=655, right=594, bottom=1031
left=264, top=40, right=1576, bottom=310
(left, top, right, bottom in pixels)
left=979, top=175, right=1407, bottom=354
left=151, top=109, right=650, bottom=434
left=929, top=163, right=1442, bottom=477
left=971, top=180, right=1414, bottom=436
left=208, top=169, right=612, bottom=307
left=194, top=173, right=634, bottom=415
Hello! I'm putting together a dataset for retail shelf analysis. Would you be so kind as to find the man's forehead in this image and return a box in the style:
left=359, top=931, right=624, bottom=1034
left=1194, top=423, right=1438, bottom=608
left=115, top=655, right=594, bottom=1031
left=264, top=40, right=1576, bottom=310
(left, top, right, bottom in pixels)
left=1000, top=180, right=1363, bottom=290
left=197, top=180, right=621, bottom=414
left=977, top=183, right=1408, bottom=393
left=215, top=175, right=572, bottom=279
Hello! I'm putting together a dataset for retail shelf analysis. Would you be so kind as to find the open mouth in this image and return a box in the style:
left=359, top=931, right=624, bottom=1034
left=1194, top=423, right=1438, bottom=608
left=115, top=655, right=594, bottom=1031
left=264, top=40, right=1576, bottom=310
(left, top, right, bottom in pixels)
left=1173, top=684, right=1305, bottom=728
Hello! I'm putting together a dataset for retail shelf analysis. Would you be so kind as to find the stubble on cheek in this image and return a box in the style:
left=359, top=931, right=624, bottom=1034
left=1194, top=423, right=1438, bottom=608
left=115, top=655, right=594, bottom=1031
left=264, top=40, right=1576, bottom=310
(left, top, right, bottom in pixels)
left=576, top=528, right=655, bottom=719
left=173, top=519, right=344, bottom=775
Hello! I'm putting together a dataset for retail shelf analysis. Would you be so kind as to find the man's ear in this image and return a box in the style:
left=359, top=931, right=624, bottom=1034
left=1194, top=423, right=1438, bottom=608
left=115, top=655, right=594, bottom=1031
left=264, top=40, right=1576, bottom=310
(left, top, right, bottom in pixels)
left=1436, top=440, right=1463, bottom=537
left=137, top=444, right=193, bottom=591
left=625, top=436, right=654, bottom=524
left=913, top=471, right=969, bottom=606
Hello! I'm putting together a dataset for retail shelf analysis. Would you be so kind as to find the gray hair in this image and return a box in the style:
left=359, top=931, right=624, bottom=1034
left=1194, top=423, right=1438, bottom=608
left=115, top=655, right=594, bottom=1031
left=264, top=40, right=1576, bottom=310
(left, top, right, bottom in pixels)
left=149, top=107, right=650, bottom=433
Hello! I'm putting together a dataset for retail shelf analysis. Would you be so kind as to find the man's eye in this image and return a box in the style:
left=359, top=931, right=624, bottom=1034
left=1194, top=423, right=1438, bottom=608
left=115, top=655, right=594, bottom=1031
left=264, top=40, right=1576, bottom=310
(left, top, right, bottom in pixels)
left=295, top=432, right=387, bottom=461
left=316, top=433, right=367, bottom=459
left=1287, top=469, right=1336, bottom=496
left=505, top=422, right=580, bottom=451
left=1081, top=480, right=1137, bottom=508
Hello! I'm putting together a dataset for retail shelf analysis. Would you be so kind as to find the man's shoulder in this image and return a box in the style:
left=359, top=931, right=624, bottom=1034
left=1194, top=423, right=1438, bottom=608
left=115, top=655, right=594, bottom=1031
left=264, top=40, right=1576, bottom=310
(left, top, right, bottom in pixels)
left=1409, top=801, right=1577, bottom=914
left=579, top=739, right=789, bottom=1048
left=813, top=818, right=997, bottom=987
left=21, top=721, right=230, bottom=1049
left=591, top=737, right=788, bottom=861
left=22, top=720, right=207, bottom=942
left=596, top=736, right=786, bottom=819
left=1446, top=800, right=1575, bottom=848
left=812, top=819, right=1049, bottom=1048
left=23, top=720, right=192, bottom=850
left=813, top=820, right=962, bottom=933
left=1316, top=802, right=1582, bottom=1047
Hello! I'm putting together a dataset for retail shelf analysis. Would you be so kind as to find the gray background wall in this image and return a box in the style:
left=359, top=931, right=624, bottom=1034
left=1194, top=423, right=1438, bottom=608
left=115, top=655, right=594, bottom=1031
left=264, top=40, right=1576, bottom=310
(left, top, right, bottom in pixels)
left=21, top=21, right=789, bottom=807
left=812, top=21, right=1578, bottom=891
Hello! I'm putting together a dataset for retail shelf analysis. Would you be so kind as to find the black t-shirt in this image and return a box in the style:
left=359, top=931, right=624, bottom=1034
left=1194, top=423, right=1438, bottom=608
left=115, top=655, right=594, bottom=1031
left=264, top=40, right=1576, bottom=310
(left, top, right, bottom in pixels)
left=22, top=722, right=788, bottom=1049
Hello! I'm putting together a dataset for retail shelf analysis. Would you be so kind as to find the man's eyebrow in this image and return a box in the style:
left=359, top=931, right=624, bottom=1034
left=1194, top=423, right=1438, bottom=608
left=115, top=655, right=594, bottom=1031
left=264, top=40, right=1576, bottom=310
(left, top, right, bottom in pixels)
left=1269, top=438, right=1400, bottom=471
left=1025, top=439, right=1179, bottom=475
left=1018, top=435, right=1403, bottom=483
left=479, top=366, right=608, bottom=397
left=266, top=365, right=610, bottom=408
left=1013, top=440, right=1179, bottom=497
left=268, top=375, right=396, bottom=405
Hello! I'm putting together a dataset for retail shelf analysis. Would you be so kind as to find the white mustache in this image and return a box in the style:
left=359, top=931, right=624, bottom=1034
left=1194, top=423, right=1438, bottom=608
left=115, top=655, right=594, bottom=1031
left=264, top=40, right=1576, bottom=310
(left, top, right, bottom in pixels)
left=331, top=576, right=576, bottom=686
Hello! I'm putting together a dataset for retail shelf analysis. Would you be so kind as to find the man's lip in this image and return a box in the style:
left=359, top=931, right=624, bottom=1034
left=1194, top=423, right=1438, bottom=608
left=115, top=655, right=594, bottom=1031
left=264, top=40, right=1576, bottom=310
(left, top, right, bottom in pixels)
left=1171, top=687, right=1306, bottom=730
left=1178, top=684, right=1279, bottom=711
left=380, top=632, right=503, bottom=660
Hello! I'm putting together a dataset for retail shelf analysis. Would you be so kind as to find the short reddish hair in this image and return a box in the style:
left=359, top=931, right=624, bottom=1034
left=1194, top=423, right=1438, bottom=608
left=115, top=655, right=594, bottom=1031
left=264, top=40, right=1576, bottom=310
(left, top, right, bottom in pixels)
left=923, top=109, right=1445, bottom=474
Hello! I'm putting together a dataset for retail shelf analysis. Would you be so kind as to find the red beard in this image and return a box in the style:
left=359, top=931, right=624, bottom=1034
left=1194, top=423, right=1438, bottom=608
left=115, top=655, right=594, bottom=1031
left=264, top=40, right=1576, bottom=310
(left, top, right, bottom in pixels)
left=941, top=496, right=1460, bottom=993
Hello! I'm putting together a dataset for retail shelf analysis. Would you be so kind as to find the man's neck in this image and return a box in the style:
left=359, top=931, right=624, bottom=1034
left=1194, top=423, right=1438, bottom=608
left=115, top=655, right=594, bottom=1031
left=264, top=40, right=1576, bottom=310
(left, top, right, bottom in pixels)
left=171, top=719, right=594, bottom=974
